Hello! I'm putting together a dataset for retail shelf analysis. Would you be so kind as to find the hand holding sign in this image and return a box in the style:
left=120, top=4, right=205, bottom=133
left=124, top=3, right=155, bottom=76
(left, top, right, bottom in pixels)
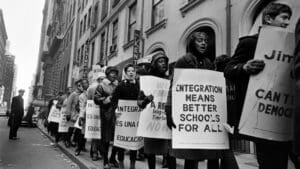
left=243, top=59, right=265, bottom=75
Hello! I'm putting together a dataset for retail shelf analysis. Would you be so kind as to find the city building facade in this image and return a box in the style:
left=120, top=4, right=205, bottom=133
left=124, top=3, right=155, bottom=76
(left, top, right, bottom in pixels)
left=33, top=0, right=300, bottom=153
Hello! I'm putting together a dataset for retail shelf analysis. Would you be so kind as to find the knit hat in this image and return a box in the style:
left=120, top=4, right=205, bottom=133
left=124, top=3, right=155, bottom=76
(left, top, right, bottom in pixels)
left=150, top=51, right=169, bottom=68
left=105, top=66, right=119, bottom=76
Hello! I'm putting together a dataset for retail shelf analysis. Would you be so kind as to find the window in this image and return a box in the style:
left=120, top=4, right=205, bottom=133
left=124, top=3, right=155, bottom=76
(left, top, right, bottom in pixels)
left=73, top=1, right=76, bottom=16
left=101, top=0, right=108, bottom=20
left=152, top=0, right=164, bottom=26
left=88, top=7, right=92, bottom=28
left=112, top=0, right=120, bottom=8
left=112, top=19, right=118, bottom=46
left=91, top=42, right=95, bottom=66
left=77, top=49, right=81, bottom=63
left=84, top=14, right=87, bottom=32
left=81, top=45, right=84, bottom=65
left=70, top=26, right=73, bottom=42
left=92, top=2, right=99, bottom=29
left=82, top=0, right=85, bottom=11
left=100, top=32, right=106, bottom=62
left=80, top=20, right=83, bottom=37
left=128, top=2, right=137, bottom=42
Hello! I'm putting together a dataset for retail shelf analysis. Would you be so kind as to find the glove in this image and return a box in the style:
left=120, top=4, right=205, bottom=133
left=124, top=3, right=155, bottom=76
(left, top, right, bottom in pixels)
left=78, top=117, right=85, bottom=126
left=243, top=59, right=265, bottom=75
left=222, top=123, right=234, bottom=134
left=103, top=96, right=112, bottom=105
left=167, top=116, right=176, bottom=130
left=66, top=115, right=71, bottom=121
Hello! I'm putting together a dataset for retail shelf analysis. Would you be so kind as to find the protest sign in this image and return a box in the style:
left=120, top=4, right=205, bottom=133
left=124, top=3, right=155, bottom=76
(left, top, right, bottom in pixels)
left=84, top=100, right=101, bottom=139
left=47, top=100, right=61, bottom=123
left=58, top=107, right=68, bottom=132
left=137, top=76, right=171, bottom=139
left=114, top=100, right=143, bottom=150
left=172, top=69, right=229, bottom=149
left=239, top=27, right=295, bottom=141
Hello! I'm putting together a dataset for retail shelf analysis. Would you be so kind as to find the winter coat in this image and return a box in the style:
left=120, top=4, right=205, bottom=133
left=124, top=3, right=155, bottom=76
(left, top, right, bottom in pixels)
left=11, top=95, right=24, bottom=122
left=111, top=79, right=140, bottom=106
left=294, top=18, right=300, bottom=155
left=79, top=91, right=88, bottom=134
left=224, top=35, right=258, bottom=131
left=137, top=70, right=170, bottom=155
left=94, top=78, right=118, bottom=142
left=66, top=90, right=81, bottom=127
left=165, top=52, right=222, bottom=160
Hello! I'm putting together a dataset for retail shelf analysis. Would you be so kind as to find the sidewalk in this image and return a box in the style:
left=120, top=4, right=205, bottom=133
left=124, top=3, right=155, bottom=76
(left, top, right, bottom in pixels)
left=37, top=120, right=295, bottom=169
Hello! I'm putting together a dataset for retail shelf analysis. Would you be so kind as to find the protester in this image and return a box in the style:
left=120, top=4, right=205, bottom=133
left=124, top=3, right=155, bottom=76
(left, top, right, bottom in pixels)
left=165, top=31, right=221, bottom=169
left=66, top=80, right=83, bottom=147
left=57, top=89, right=71, bottom=147
left=94, top=66, right=119, bottom=169
left=138, top=51, right=176, bottom=169
left=24, top=103, right=35, bottom=127
left=293, top=17, right=300, bottom=169
left=111, top=64, right=140, bottom=169
left=87, top=72, right=105, bottom=161
left=224, top=3, right=292, bottom=169
left=76, top=79, right=89, bottom=156
left=51, top=91, right=63, bottom=143
left=215, top=55, right=239, bottom=169
left=9, top=89, right=25, bottom=140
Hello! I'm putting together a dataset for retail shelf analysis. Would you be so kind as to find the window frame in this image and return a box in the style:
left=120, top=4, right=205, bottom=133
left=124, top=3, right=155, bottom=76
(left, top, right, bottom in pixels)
left=151, top=0, right=164, bottom=26
left=127, top=2, right=137, bottom=42
left=112, top=19, right=119, bottom=47
left=100, top=32, right=106, bottom=62
left=112, top=0, right=120, bottom=8
left=101, top=0, right=108, bottom=20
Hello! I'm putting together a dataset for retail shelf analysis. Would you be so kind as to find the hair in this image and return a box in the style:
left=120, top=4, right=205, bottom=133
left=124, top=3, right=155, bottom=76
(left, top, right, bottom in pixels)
left=124, top=63, right=135, bottom=73
left=75, top=79, right=82, bottom=86
left=187, top=31, right=209, bottom=57
left=262, top=2, right=292, bottom=24
left=18, top=89, right=25, bottom=93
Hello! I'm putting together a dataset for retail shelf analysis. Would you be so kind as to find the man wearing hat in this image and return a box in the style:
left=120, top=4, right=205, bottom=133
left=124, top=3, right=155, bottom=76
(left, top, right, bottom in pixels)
left=94, top=66, right=119, bottom=169
left=9, top=89, right=25, bottom=140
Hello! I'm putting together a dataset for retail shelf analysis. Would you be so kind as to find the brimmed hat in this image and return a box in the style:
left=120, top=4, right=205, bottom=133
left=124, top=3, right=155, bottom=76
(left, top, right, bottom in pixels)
left=105, top=66, right=119, bottom=76
left=151, top=51, right=169, bottom=68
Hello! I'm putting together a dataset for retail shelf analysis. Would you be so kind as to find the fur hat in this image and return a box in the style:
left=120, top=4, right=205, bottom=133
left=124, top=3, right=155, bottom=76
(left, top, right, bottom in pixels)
left=105, top=66, right=119, bottom=76
left=150, top=51, right=169, bottom=68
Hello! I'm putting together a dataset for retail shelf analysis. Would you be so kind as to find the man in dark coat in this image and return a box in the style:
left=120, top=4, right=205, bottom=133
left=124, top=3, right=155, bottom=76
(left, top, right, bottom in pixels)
left=9, top=89, right=25, bottom=140
left=94, top=66, right=119, bottom=169
left=293, top=17, right=300, bottom=167
left=224, top=2, right=292, bottom=169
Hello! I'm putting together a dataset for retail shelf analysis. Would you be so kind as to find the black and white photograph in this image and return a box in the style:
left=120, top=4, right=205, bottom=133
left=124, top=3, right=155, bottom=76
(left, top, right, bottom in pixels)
left=0, top=0, right=299, bottom=169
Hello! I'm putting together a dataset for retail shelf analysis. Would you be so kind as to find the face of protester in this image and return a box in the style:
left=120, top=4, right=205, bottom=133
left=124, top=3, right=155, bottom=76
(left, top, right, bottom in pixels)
left=155, top=57, right=168, bottom=74
left=194, top=33, right=208, bottom=54
left=265, top=12, right=291, bottom=28
left=19, top=91, right=25, bottom=97
left=107, top=71, right=118, bottom=82
left=126, top=67, right=136, bottom=80
left=77, top=83, right=83, bottom=92
left=82, top=80, right=89, bottom=90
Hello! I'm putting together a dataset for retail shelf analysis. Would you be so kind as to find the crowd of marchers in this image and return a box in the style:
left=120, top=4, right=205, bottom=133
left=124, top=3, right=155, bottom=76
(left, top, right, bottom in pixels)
left=8, top=2, right=300, bottom=169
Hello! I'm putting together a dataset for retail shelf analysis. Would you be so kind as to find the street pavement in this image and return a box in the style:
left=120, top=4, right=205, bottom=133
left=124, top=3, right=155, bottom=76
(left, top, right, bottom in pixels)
left=36, top=119, right=297, bottom=169
left=0, top=116, right=295, bottom=169
left=0, top=117, right=79, bottom=169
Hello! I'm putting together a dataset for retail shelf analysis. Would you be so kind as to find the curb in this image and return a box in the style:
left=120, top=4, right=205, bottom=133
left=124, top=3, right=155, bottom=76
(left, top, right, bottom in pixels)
left=37, top=125, right=89, bottom=169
